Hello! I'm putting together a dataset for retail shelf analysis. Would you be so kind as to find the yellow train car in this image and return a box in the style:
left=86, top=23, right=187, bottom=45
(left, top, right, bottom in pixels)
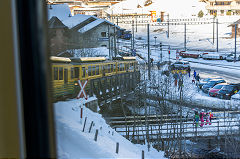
left=171, top=69, right=187, bottom=74
left=51, top=56, right=139, bottom=99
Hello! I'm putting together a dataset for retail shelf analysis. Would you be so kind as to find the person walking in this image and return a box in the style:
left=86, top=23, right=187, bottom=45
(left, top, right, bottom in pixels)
left=157, top=61, right=161, bottom=70
left=173, top=73, right=178, bottom=86
left=178, top=76, right=183, bottom=91
left=187, top=67, right=191, bottom=78
left=205, top=112, right=210, bottom=125
left=194, top=110, right=199, bottom=127
left=193, top=70, right=196, bottom=79
left=199, top=109, right=205, bottom=127
left=209, top=110, right=213, bottom=125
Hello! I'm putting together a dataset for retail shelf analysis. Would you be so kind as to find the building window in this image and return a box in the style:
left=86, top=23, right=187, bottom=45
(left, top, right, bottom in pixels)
left=101, top=32, right=106, bottom=37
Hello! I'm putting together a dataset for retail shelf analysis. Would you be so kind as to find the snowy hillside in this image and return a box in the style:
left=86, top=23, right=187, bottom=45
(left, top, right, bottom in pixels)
left=107, top=0, right=207, bottom=18
left=54, top=97, right=166, bottom=159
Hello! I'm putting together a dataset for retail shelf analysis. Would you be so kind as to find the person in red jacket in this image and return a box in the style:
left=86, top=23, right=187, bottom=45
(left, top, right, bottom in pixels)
left=209, top=110, right=213, bottom=125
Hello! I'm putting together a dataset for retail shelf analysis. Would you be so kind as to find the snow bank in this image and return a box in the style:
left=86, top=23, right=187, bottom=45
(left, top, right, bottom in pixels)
left=54, top=97, right=166, bottom=159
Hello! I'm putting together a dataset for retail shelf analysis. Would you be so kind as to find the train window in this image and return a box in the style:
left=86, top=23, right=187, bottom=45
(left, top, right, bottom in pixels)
left=74, top=67, right=79, bottom=78
left=54, top=67, right=58, bottom=80
left=113, top=64, right=116, bottom=72
left=126, top=63, right=129, bottom=71
left=103, top=65, right=107, bottom=74
left=88, top=66, right=92, bottom=76
left=71, top=68, right=74, bottom=79
left=121, top=63, right=125, bottom=71
left=117, top=64, right=120, bottom=71
left=92, top=65, right=96, bottom=75
left=59, top=67, right=63, bottom=80
left=96, top=65, right=99, bottom=75
left=108, top=64, right=111, bottom=73
left=111, top=64, right=113, bottom=72
left=82, top=67, right=86, bottom=78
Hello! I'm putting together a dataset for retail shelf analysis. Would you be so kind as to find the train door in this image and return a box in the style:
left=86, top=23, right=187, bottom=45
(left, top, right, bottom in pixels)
left=64, top=68, right=68, bottom=84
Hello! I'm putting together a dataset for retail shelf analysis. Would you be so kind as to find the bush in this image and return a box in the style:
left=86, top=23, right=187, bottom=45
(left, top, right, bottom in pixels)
left=198, top=10, right=204, bottom=18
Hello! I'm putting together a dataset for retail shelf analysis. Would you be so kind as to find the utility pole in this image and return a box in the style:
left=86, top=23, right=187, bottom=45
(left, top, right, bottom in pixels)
left=160, top=42, right=162, bottom=62
left=114, top=25, right=117, bottom=57
left=108, top=25, right=111, bottom=59
left=184, top=23, right=186, bottom=51
left=213, top=17, right=215, bottom=44
left=147, top=24, right=151, bottom=80
left=167, top=14, right=169, bottom=38
left=168, top=45, right=170, bottom=63
left=235, top=23, right=237, bottom=62
left=154, top=36, right=157, bottom=55
left=216, top=18, right=218, bottom=52
left=117, top=16, right=119, bottom=26
left=132, top=20, right=135, bottom=51
left=136, top=14, right=138, bottom=32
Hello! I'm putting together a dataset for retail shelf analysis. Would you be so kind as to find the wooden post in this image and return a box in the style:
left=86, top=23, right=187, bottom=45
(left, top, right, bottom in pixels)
left=94, top=129, right=99, bottom=141
left=82, top=117, right=87, bottom=132
left=89, top=121, right=94, bottom=133
left=142, top=150, right=144, bottom=159
left=116, top=142, right=119, bottom=154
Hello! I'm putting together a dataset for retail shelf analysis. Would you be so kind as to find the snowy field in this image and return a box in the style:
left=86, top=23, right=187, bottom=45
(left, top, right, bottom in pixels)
left=54, top=97, right=166, bottom=159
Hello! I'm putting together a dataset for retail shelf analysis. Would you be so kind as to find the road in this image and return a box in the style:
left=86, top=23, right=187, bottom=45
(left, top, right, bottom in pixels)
left=191, top=66, right=240, bottom=83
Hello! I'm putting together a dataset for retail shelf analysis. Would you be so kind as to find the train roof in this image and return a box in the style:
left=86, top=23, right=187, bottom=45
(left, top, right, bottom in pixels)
left=50, top=56, right=71, bottom=63
left=113, top=56, right=136, bottom=61
left=70, top=57, right=106, bottom=63
left=51, top=56, right=137, bottom=65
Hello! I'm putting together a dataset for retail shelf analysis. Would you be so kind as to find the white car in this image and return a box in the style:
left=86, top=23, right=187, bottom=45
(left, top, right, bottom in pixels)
left=226, top=54, right=240, bottom=62
left=170, top=61, right=190, bottom=69
left=231, top=90, right=240, bottom=101
left=202, top=53, right=223, bottom=60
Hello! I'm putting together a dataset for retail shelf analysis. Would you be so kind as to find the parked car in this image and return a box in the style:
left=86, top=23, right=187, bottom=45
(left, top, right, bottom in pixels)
left=217, top=84, right=240, bottom=100
left=208, top=83, right=227, bottom=97
left=170, top=61, right=190, bottom=70
left=202, top=79, right=226, bottom=93
left=199, top=77, right=223, bottom=89
left=226, top=54, right=240, bottom=62
left=202, top=53, right=224, bottom=60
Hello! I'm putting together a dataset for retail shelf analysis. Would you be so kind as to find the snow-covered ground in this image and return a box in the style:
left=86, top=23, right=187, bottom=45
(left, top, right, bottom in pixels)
left=54, top=97, right=166, bottom=159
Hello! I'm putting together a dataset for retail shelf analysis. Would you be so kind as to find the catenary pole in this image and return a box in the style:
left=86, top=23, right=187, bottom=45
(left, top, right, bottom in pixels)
left=216, top=18, right=218, bottom=52
left=184, top=23, right=186, bottom=51
left=147, top=24, right=151, bottom=80
left=132, top=20, right=135, bottom=51
left=235, top=23, right=237, bottom=62
left=114, top=25, right=117, bottom=57
left=167, top=14, right=169, bottom=38
left=108, top=25, right=111, bottom=59
left=213, top=17, right=215, bottom=44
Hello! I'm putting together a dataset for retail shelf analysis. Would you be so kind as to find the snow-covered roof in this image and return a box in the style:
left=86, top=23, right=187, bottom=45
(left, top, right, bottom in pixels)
left=48, top=16, right=68, bottom=29
left=62, top=14, right=98, bottom=29
left=48, top=4, right=72, bottom=21
left=78, top=19, right=120, bottom=33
